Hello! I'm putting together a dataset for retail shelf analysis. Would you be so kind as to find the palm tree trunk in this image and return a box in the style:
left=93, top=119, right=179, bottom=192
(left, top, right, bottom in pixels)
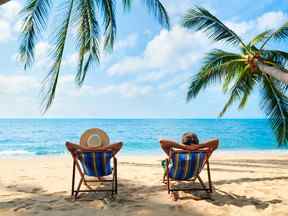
left=0, top=0, right=11, bottom=5
left=256, top=60, right=288, bottom=84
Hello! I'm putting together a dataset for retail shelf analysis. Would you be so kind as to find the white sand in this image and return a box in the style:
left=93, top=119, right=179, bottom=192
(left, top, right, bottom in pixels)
left=0, top=151, right=288, bottom=216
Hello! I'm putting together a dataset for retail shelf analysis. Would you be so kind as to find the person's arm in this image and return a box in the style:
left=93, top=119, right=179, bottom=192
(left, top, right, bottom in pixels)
left=65, top=141, right=80, bottom=154
left=96, top=142, right=123, bottom=156
left=201, top=138, right=219, bottom=151
left=160, top=139, right=192, bottom=156
left=66, top=141, right=123, bottom=156
left=184, top=138, right=219, bottom=152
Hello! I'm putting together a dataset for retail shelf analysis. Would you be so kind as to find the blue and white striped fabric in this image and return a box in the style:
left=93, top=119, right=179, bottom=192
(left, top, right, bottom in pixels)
left=169, top=151, right=207, bottom=180
left=78, top=151, right=113, bottom=177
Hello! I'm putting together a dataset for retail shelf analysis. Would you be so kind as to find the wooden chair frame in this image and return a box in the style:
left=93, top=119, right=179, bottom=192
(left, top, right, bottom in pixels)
left=163, top=149, right=213, bottom=194
left=70, top=149, right=118, bottom=200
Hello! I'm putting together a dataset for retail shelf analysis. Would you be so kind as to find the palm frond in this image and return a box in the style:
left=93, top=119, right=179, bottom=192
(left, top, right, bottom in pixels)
left=260, top=75, right=288, bottom=145
left=221, top=59, right=247, bottom=92
left=260, top=21, right=288, bottom=49
left=219, top=65, right=257, bottom=116
left=182, top=6, right=246, bottom=48
left=41, top=0, right=74, bottom=112
left=74, top=0, right=100, bottom=86
left=122, top=0, right=132, bottom=11
left=19, top=0, right=52, bottom=69
left=260, top=49, right=288, bottom=69
left=98, top=0, right=116, bottom=51
left=143, top=0, right=170, bottom=29
left=187, top=49, right=243, bottom=100
left=248, top=30, right=272, bottom=47
left=238, top=65, right=259, bottom=109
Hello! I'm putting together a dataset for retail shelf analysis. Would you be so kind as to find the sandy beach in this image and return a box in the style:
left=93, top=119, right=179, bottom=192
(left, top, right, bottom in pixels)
left=0, top=151, right=288, bottom=216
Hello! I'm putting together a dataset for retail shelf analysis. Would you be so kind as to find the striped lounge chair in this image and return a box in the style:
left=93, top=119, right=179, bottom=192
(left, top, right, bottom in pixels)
left=163, top=149, right=213, bottom=194
left=66, top=142, right=117, bottom=200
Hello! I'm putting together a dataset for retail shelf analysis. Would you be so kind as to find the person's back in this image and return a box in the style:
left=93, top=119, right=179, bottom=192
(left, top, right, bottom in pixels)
left=160, top=132, right=218, bottom=201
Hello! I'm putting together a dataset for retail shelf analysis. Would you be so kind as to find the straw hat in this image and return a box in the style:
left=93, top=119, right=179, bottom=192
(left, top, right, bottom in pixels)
left=80, top=128, right=110, bottom=147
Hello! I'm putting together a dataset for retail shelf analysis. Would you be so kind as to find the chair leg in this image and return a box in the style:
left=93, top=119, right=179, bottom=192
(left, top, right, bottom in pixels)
left=166, top=160, right=170, bottom=194
left=114, top=169, right=118, bottom=194
left=74, top=177, right=84, bottom=200
left=206, top=161, right=213, bottom=193
left=111, top=157, right=118, bottom=195
left=111, top=173, right=115, bottom=196
left=197, top=176, right=208, bottom=191
left=71, top=160, right=76, bottom=197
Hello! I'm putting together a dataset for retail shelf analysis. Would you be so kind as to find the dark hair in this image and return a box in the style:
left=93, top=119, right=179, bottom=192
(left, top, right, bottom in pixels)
left=181, top=132, right=199, bottom=145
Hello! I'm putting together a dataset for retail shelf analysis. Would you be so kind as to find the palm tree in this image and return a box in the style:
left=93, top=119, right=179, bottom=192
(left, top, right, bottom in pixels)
left=182, top=6, right=288, bottom=146
left=7, top=0, right=169, bottom=112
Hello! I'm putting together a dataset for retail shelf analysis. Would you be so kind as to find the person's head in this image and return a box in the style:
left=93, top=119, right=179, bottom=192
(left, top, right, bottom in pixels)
left=181, top=132, right=199, bottom=145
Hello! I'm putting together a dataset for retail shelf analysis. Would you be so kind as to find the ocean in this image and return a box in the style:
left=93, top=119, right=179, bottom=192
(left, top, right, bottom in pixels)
left=0, top=119, right=286, bottom=156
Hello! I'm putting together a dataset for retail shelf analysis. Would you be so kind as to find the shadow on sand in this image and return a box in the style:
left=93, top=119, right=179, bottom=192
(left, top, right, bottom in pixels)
left=0, top=181, right=202, bottom=216
left=1, top=161, right=287, bottom=215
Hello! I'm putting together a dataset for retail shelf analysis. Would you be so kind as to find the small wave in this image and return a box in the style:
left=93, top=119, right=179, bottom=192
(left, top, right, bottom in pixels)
left=0, top=150, right=34, bottom=156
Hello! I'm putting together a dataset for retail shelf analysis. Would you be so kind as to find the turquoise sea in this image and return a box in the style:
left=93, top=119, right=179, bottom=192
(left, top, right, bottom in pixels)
left=0, top=119, right=286, bottom=156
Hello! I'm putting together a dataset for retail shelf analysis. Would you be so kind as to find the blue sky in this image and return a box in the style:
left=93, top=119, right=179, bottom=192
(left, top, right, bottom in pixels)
left=0, top=0, right=287, bottom=118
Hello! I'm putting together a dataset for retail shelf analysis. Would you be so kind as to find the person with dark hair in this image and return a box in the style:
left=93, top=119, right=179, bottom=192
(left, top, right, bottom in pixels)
left=160, top=132, right=218, bottom=157
left=181, top=132, right=199, bottom=145
left=160, top=132, right=218, bottom=201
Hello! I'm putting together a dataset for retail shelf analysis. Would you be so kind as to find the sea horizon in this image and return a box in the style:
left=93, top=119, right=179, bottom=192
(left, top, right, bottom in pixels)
left=0, top=117, right=269, bottom=120
left=0, top=118, right=287, bottom=157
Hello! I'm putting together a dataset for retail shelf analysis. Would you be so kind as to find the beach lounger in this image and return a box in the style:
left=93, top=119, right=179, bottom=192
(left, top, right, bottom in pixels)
left=66, top=142, right=117, bottom=200
left=163, top=148, right=213, bottom=194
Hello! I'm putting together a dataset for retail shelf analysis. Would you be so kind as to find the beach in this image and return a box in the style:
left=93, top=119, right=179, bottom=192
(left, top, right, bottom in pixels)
left=1, top=151, right=288, bottom=216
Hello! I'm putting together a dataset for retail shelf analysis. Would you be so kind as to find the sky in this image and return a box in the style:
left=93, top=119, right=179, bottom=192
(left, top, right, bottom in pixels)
left=0, top=0, right=287, bottom=118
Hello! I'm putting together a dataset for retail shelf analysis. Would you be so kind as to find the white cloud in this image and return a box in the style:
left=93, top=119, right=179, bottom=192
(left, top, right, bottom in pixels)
left=225, top=21, right=254, bottom=37
left=105, top=9, right=288, bottom=104
left=158, top=74, right=188, bottom=91
left=0, top=5, right=280, bottom=118
left=0, top=20, right=11, bottom=41
left=136, top=71, right=166, bottom=82
left=0, top=0, right=21, bottom=21
left=114, top=33, right=138, bottom=51
left=87, top=82, right=153, bottom=98
left=225, top=11, right=288, bottom=39
left=62, top=34, right=138, bottom=69
left=163, top=0, right=214, bottom=23
left=14, top=19, right=23, bottom=32
left=107, top=25, right=213, bottom=76
left=256, top=11, right=288, bottom=31
left=63, top=52, right=78, bottom=67
left=29, top=41, right=53, bottom=69
left=107, top=56, right=143, bottom=76
left=35, top=41, right=51, bottom=60
left=0, top=74, right=39, bottom=94
left=0, top=0, right=22, bottom=42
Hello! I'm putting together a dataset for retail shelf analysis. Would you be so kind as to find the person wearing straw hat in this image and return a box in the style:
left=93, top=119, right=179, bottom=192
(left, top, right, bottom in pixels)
left=76, top=128, right=123, bottom=155
left=66, top=128, right=123, bottom=197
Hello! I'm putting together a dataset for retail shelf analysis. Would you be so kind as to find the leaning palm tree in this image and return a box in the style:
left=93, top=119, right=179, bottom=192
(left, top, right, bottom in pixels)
left=15, top=0, right=169, bottom=112
left=182, top=6, right=288, bottom=146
